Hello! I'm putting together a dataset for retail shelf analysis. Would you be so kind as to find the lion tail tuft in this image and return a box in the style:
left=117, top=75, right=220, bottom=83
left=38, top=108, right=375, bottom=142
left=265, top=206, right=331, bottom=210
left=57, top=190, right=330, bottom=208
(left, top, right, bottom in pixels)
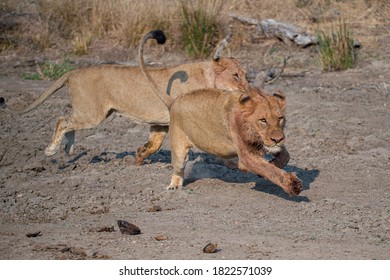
left=149, top=30, right=166, bottom=45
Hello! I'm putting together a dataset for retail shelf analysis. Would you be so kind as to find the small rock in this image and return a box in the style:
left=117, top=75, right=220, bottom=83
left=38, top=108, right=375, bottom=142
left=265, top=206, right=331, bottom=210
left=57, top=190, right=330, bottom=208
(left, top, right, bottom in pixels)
left=26, top=231, right=42, bottom=238
left=92, top=252, right=112, bottom=259
left=117, top=220, right=141, bottom=235
left=69, top=247, right=87, bottom=258
left=203, top=242, right=218, bottom=253
left=31, top=166, right=46, bottom=173
left=147, top=205, right=162, bottom=212
left=154, top=234, right=168, bottom=241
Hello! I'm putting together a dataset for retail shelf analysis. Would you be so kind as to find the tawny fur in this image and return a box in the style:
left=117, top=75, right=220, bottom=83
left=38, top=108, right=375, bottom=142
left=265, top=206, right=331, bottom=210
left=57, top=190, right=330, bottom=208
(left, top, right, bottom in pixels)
left=140, top=50, right=302, bottom=196
left=0, top=30, right=248, bottom=164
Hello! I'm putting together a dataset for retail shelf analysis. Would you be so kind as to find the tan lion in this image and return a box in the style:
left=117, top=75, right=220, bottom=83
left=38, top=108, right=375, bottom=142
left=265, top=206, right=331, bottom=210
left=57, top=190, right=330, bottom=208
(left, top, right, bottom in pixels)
left=0, top=30, right=248, bottom=164
left=139, top=44, right=302, bottom=196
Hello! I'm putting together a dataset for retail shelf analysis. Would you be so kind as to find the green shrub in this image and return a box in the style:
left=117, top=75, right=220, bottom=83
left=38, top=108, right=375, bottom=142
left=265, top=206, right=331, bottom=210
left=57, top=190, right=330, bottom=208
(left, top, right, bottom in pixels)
left=22, top=73, right=42, bottom=80
left=317, top=20, right=356, bottom=71
left=42, top=59, right=75, bottom=80
left=180, top=0, right=223, bottom=58
left=23, top=58, right=75, bottom=80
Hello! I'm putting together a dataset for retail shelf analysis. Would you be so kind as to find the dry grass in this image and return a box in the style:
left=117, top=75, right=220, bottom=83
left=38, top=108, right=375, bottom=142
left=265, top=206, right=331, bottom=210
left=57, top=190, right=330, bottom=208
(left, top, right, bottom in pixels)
left=295, top=0, right=389, bottom=51
left=33, top=0, right=177, bottom=48
left=0, top=0, right=181, bottom=53
left=13, top=0, right=229, bottom=58
left=1, top=0, right=388, bottom=61
left=71, top=32, right=92, bottom=56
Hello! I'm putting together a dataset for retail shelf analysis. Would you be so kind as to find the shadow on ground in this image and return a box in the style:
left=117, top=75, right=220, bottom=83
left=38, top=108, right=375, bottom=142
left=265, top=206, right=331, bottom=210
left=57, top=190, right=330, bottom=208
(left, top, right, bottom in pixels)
left=56, top=149, right=319, bottom=202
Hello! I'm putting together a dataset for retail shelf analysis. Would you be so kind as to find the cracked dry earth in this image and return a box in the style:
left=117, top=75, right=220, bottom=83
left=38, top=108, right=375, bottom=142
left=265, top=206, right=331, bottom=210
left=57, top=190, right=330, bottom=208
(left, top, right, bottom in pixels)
left=0, top=54, right=389, bottom=260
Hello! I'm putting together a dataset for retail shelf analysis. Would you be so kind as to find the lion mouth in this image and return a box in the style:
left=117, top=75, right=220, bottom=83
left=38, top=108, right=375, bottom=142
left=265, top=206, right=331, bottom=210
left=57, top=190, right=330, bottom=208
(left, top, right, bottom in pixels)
left=264, top=144, right=283, bottom=154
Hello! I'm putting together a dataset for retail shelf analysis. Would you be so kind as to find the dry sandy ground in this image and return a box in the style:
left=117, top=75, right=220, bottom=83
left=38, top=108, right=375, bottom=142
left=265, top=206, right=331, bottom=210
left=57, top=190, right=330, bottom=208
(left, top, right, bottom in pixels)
left=0, top=42, right=389, bottom=260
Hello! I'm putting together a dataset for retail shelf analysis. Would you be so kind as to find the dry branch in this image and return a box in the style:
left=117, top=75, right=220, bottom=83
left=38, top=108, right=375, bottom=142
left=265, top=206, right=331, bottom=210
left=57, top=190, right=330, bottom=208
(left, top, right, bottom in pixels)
left=230, top=14, right=317, bottom=47
left=261, top=56, right=290, bottom=87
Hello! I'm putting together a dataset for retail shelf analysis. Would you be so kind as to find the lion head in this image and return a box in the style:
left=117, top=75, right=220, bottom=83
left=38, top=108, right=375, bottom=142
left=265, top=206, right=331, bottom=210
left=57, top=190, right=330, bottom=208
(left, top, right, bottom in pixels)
left=234, top=87, right=287, bottom=155
left=213, top=57, right=248, bottom=91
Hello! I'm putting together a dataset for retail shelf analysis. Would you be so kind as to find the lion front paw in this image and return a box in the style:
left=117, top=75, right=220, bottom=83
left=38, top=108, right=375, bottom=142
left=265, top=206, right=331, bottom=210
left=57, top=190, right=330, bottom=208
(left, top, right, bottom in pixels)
left=166, top=184, right=182, bottom=190
left=167, top=175, right=183, bottom=190
left=284, top=173, right=302, bottom=196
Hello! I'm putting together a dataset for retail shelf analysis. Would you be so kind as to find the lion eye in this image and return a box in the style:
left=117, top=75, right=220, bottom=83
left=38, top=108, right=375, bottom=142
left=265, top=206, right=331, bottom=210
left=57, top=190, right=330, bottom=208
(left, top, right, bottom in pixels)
left=233, top=73, right=240, bottom=80
left=259, top=118, right=267, bottom=123
left=279, top=117, right=284, bottom=122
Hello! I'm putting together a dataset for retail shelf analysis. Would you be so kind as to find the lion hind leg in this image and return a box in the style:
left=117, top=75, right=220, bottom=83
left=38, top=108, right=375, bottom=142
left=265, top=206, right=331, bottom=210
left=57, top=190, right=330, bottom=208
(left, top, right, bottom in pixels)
left=135, top=125, right=168, bottom=165
left=45, top=117, right=73, bottom=156
left=167, top=128, right=191, bottom=190
left=64, top=106, right=111, bottom=155
left=45, top=105, right=110, bottom=156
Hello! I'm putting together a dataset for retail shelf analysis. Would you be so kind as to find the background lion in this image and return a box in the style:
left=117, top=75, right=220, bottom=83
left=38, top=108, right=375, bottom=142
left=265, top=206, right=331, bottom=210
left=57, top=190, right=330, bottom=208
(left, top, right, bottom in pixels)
left=0, top=30, right=249, bottom=165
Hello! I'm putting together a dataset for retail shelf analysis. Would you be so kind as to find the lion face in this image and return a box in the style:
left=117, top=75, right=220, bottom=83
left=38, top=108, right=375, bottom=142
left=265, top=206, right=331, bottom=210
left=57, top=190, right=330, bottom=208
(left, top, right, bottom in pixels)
left=213, top=57, right=249, bottom=91
left=236, top=89, right=287, bottom=155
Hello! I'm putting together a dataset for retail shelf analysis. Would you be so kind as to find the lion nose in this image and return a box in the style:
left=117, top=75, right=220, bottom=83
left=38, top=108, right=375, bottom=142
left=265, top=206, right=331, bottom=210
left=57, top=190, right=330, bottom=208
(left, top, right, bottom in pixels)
left=270, top=133, right=284, bottom=144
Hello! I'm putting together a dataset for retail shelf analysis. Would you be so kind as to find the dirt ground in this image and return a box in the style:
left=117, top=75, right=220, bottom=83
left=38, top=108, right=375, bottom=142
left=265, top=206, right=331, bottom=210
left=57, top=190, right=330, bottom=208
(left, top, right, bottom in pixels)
left=1, top=28, right=390, bottom=260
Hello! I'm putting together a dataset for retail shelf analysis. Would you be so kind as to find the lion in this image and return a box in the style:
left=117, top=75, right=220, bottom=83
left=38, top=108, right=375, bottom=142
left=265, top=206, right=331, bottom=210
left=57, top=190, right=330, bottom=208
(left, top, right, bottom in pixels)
left=0, top=30, right=248, bottom=165
left=139, top=41, right=302, bottom=196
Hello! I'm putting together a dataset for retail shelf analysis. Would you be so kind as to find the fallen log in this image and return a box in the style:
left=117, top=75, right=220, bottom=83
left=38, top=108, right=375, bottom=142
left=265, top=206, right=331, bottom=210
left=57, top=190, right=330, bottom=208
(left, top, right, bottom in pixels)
left=230, top=14, right=318, bottom=47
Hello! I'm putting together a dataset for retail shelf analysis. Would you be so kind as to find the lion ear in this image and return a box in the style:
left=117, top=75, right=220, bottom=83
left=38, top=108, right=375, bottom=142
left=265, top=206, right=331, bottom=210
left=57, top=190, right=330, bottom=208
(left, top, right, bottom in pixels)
left=239, top=94, right=251, bottom=104
left=273, top=91, right=286, bottom=111
left=213, top=59, right=226, bottom=75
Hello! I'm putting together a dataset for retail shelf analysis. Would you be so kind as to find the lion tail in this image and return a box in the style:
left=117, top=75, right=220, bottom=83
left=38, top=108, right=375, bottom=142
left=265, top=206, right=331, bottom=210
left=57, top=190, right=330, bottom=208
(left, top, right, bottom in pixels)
left=138, top=30, right=174, bottom=109
left=0, top=71, right=71, bottom=114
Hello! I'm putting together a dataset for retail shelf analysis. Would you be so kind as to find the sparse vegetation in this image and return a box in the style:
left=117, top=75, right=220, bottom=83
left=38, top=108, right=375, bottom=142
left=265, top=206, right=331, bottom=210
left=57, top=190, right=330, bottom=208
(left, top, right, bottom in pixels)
left=1, top=0, right=227, bottom=58
left=42, top=58, right=75, bottom=80
left=71, top=32, right=92, bottom=56
left=32, top=0, right=176, bottom=50
left=23, top=58, right=75, bottom=80
left=1, top=0, right=389, bottom=66
left=317, top=20, right=356, bottom=71
left=22, top=72, right=41, bottom=81
left=180, top=0, right=224, bottom=58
